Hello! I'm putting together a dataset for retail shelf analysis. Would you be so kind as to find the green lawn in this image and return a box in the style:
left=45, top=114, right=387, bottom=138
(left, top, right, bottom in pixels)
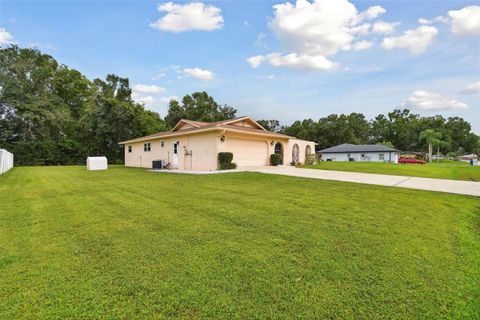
left=301, top=161, right=480, bottom=181
left=1, top=166, right=479, bottom=319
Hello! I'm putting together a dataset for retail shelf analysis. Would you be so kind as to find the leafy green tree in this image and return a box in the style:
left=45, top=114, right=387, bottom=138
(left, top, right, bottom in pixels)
left=257, top=119, right=280, bottom=132
left=434, top=140, right=450, bottom=162
left=380, top=141, right=395, bottom=149
left=283, top=113, right=369, bottom=149
left=370, top=114, right=390, bottom=144
left=164, top=91, right=237, bottom=128
left=82, top=75, right=166, bottom=162
left=444, top=117, right=479, bottom=153
left=380, top=109, right=419, bottom=151
left=282, top=119, right=318, bottom=143
left=419, top=129, right=442, bottom=163
left=0, top=46, right=165, bottom=165
left=345, top=113, right=370, bottom=144
left=0, top=46, right=71, bottom=164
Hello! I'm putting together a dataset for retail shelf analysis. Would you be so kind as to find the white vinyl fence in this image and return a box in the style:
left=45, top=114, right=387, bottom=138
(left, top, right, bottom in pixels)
left=0, top=149, right=14, bottom=175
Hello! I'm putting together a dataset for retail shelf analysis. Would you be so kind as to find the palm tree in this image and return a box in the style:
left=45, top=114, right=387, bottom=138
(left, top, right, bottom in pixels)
left=419, top=129, right=442, bottom=163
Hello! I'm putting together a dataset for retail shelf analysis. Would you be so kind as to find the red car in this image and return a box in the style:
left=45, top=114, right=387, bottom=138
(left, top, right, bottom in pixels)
left=398, top=157, right=426, bottom=164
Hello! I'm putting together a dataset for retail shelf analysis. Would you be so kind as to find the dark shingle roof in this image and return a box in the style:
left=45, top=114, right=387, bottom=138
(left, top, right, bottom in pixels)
left=319, top=143, right=398, bottom=153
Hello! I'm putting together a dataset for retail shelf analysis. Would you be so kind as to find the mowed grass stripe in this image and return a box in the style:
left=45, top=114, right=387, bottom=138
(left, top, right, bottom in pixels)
left=0, top=166, right=479, bottom=319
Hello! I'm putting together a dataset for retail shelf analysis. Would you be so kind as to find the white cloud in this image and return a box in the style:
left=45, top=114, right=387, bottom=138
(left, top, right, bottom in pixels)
left=352, top=40, right=373, bottom=50
left=372, top=21, right=400, bottom=35
left=150, top=2, right=224, bottom=32
left=460, top=81, right=480, bottom=94
left=406, top=90, right=469, bottom=111
left=132, top=84, right=166, bottom=94
left=269, top=0, right=385, bottom=57
left=382, top=25, right=438, bottom=54
left=247, top=55, right=266, bottom=68
left=434, top=16, right=450, bottom=24
left=134, top=95, right=156, bottom=106
left=418, top=18, right=432, bottom=25
left=249, top=0, right=387, bottom=71
left=133, top=94, right=178, bottom=109
left=183, top=67, right=214, bottom=80
left=131, top=84, right=175, bottom=112
left=354, top=5, right=386, bottom=23
left=0, top=28, right=14, bottom=45
left=448, top=5, right=480, bottom=36
left=159, top=95, right=179, bottom=104
left=350, top=23, right=370, bottom=35
left=248, top=52, right=338, bottom=71
left=418, top=16, right=450, bottom=25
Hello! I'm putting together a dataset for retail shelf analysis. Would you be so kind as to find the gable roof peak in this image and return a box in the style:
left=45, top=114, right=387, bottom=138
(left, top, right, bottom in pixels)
left=173, top=116, right=267, bottom=130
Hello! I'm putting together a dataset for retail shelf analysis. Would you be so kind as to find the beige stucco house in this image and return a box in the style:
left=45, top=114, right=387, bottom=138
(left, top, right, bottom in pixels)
left=119, top=116, right=316, bottom=170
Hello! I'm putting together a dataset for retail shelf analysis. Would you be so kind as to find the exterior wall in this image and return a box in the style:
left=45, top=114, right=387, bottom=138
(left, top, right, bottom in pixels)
left=219, top=132, right=273, bottom=167
left=124, top=130, right=317, bottom=170
left=218, top=135, right=315, bottom=166
left=181, top=132, right=219, bottom=170
left=284, top=139, right=316, bottom=165
left=124, top=132, right=220, bottom=170
left=321, top=152, right=399, bottom=163
left=125, top=138, right=173, bottom=168
left=459, top=159, right=479, bottom=165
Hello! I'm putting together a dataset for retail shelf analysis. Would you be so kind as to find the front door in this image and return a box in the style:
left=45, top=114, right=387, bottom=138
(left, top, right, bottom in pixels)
left=173, top=142, right=179, bottom=166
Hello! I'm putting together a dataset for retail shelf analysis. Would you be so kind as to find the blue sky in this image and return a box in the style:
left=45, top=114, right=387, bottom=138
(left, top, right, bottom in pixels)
left=1, top=0, right=479, bottom=132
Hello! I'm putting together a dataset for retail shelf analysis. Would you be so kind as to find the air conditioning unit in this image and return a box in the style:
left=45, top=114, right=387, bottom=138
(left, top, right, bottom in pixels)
left=152, top=160, right=164, bottom=169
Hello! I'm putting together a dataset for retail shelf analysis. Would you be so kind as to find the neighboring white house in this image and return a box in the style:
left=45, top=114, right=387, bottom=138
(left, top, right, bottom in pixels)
left=319, top=144, right=399, bottom=163
left=456, top=154, right=478, bottom=165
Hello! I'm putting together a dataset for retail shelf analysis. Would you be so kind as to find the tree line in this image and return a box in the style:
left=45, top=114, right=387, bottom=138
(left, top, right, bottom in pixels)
left=1, top=46, right=478, bottom=166
left=0, top=46, right=168, bottom=165
left=278, top=109, right=479, bottom=155
left=0, top=47, right=241, bottom=165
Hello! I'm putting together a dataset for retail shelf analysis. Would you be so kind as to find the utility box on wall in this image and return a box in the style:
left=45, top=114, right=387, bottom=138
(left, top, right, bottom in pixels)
left=86, top=157, right=108, bottom=171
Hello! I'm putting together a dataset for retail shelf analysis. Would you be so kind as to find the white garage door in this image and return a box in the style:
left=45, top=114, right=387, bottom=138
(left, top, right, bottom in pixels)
left=226, top=138, right=268, bottom=166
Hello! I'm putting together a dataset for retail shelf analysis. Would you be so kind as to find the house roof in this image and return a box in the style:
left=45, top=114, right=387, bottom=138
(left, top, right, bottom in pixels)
left=319, top=143, right=399, bottom=153
left=456, top=154, right=478, bottom=159
left=171, top=116, right=267, bottom=132
left=119, top=116, right=294, bottom=144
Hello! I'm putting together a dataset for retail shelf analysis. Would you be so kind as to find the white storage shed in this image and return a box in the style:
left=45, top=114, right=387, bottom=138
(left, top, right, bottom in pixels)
left=0, top=149, right=14, bottom=175
left=86, top=157, right=108, bottom=171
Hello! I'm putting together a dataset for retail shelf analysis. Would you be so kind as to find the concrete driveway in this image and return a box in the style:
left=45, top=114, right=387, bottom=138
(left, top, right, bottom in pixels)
left=243, top=166, right=480, bottom=197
